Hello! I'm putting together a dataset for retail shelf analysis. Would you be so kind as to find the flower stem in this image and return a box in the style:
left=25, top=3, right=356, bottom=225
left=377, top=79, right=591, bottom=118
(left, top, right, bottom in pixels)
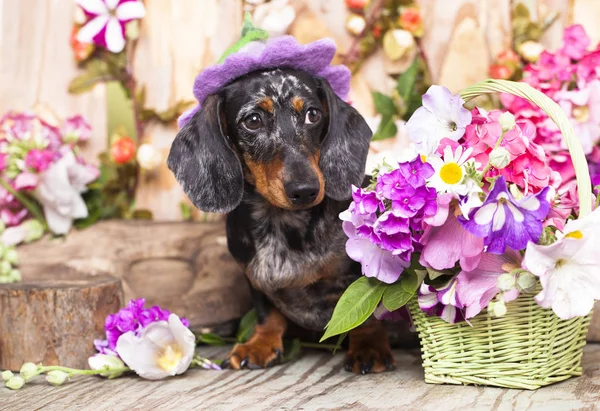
left=479, top=130, right=508, bottom=179
left=0, top=178, right=48, bottom=230
left=26, top=365, right=129, bottom=381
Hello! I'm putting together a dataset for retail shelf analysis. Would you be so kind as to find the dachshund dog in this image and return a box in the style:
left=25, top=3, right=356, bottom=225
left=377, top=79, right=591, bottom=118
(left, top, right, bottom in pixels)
left=168, top=68, right=396, bottom=374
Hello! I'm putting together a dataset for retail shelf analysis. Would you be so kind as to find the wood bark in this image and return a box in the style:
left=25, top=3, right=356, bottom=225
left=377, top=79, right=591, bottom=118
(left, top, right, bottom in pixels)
left=0, top=272, right=122, bottom=371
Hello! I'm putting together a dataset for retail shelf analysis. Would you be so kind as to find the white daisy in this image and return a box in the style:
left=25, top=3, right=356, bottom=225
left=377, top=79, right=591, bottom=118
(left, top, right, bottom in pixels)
left=427, top=145, right=478, bottom=197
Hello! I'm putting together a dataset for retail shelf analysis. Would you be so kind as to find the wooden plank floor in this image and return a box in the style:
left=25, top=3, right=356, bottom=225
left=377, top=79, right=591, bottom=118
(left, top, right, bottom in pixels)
left=3, top=345, right=600, bottom=411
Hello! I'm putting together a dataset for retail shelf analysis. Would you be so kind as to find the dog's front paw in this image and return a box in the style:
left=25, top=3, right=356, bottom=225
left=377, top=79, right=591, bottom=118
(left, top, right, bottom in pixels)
left=344, top=321, right=396, bottom=375
left=223, top=338, right=283, bottom=370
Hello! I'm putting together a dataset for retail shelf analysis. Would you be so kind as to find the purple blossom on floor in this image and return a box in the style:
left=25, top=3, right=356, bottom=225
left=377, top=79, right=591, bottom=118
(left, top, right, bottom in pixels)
left=459, top=177, right=551, bottom=254
left=417, top=280, right=465, bottom=324
left=95, top=298, right=190, bottom=355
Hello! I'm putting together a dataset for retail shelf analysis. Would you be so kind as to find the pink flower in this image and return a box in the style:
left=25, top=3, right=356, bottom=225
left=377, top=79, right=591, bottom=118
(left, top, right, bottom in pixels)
left=420, top=197, right=484, bottom=271
left=561, top=24, right=591, bottom=60
left=14, top=172, right=38, bottom=190
left=76, top=0, right=146, bottom=53
left=0, top=208, right=28, bottom=227
left=555, top=80, right=600, bottom=155
left=62, top=115, right=92, bottom=143
left=455, top=249, right=521, bottom=319
left=25, top=149, right=56, bottom=172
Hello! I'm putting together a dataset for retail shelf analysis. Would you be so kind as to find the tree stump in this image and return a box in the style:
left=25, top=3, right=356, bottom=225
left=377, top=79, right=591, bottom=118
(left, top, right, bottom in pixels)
left=16, top=221, right=253, bottom=332
left=0, top=271, right=122, bottom=371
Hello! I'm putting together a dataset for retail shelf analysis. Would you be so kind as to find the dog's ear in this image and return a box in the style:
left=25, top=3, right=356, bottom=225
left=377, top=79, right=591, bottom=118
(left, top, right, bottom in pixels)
left=167, top=94, right=243, bottom=213
left=317, top=78, right=373, bottom=201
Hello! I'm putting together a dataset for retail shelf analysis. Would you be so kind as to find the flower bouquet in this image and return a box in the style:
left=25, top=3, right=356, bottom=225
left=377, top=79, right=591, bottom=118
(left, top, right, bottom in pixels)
left=322, top=79, right=599, bottom=389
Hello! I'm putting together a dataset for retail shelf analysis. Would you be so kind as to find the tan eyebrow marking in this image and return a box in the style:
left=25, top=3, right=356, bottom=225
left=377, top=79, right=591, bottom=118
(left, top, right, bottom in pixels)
left=291, top=96, right=304, bottom=113
left=258, top=97, right=274, bottom=113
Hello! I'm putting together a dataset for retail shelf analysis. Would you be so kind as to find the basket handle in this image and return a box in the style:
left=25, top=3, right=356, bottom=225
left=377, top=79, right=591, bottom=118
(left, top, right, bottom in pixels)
left=460, top=79, right=592, bottom=217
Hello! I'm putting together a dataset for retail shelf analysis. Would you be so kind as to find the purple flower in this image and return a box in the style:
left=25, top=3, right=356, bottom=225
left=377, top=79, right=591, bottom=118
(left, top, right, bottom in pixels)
left=417, top=280, right=465, bottom=324
left=62, top=115, right=92, bottom=142
left=459, top=177, right=551, bottom=254
left=97, top=299, right=190, bottom=354
left=398, top=156, right=434, bottom=188
left=351, top=185, right=381, bottom=215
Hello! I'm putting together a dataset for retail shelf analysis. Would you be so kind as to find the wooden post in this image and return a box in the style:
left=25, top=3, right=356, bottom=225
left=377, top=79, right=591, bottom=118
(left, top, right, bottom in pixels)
left=0, top=272, right=123, bottom=371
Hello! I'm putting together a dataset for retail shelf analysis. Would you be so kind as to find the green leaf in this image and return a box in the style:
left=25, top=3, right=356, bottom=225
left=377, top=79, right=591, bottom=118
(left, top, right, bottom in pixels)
left=372, top=92, right=397, bottom=118
left=197, top=333, right=227, bottom=346
left=320, top=277, right=385, bottom=342
left=371, top=115, right=398, bottom=141
left=396, top=57, right=420, bottom=103
left=140, top=100, right=195, bottom=123
left=425, top=267, right=454, bottom=280
left=282, top=339, right=302, bottom=363
left=236, top=309, right=257, bottom=343
left=382, top=270, right=426, bottom=311
left=180, top=202, right=193, bottom=221
left=333, top=332, right=347, bottom=354
left=68, top=59, right=113, bottom=94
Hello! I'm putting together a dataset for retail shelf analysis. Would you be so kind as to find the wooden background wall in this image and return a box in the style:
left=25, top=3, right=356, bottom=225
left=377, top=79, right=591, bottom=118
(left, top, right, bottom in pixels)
left=1, top=0, right=599, bottom=220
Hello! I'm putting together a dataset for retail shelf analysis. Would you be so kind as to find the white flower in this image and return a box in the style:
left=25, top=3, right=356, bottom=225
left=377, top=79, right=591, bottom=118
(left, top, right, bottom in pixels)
left=427, top=145, right=479, bottom=197
left=518, top=41, right=545, bottom=63
left=253, top=0, right=295, bottom=37
left=88, top=354, right=126, bottom=378
left=116, top=314, right=195, bottom=380
left=136, top=144, right=162, bottom=171
left=35, top=151, right=99, bottom=235
left=523, top=207, right=600, bottom=320
left=498, top=112, right=516, bottom=132
left=406, top=85, right=472, bottom=156
left=76, top=0, right=146, bottom=53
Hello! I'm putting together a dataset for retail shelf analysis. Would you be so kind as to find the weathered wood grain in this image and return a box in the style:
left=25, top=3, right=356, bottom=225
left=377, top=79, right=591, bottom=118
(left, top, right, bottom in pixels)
left=16, top=221, right=253, bottom=331
left=0, top=272, right=122, bottom=371
left=3, top=344, right=600, bottom=410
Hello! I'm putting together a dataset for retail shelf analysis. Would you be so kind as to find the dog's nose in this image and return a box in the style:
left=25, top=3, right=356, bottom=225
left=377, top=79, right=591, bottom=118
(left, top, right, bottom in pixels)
left=284, top=181, right=320, bottom=206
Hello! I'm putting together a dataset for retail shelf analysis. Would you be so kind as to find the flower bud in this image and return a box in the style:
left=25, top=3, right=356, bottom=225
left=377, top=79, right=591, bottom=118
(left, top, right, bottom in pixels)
left=0, top=261, right=11, bottom=275
left=5, top=376, right=25, bottom=390
left=23, top=220, right=44, bottom=242
left=345, top=13, right=366, bottom=36
left=383, top=29, right=416, bottom=61
left=73, top=6, right=87, bottom=24
left=46, top=370, right=69, bottom=386
left=499, top=112, right=516, bottom=132
left=488, top=300, right=507, bottom=317
left=2, top=370, right=14, bottom=381
left=136, top=144, right=163, bottom=172
left=88, top=354, right=125, bottom=378
left=19, top=362, right=39, bottom=380
left=489, top=147, right=511, bottom=169
left=518, top=41, right=544, bottom=63
left=497, top=273, right=516, bottom=291
left=4, top=248, right=18, bottom=265
left=517, top=272, right=537, bottom=292
left=9, top=269, right=22, bottom=282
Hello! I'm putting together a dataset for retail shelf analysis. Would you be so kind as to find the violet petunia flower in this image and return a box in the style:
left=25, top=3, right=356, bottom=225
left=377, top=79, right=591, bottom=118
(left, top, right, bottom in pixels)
left=459, top=177, right=551, bottom=254
left=417, top=279, right=465, bottom=324
left=406, top=85, right=473, bottom=156
left=76, top=0, right=146, bottom=53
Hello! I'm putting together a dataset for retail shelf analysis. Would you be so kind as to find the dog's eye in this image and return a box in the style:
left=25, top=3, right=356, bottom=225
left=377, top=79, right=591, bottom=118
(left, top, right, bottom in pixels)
left=243, top=113, right=263, bottom=131
left=305, top=108, right=322, bottom=125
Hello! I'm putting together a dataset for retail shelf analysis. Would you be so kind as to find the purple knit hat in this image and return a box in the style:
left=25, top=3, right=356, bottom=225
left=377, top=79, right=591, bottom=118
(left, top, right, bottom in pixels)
left=178, top=35, right=351, bottom=128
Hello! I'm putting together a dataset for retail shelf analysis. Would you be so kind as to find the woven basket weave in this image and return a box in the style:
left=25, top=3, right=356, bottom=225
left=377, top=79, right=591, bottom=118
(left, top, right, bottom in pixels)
left=408, top=79, right=594, bottom=390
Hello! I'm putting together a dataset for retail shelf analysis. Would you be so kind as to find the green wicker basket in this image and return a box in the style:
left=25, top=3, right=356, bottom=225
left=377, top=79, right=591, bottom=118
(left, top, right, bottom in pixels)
left=408, top=79, right=594, bottom=390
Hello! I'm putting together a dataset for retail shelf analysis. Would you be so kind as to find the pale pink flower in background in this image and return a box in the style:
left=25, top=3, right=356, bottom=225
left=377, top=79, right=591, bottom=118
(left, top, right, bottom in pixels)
left=560, top=24, right=590, bottom=60
left=253, top=0, right=296, bottom=37
left=35, top=151, right=99, bottom=234
left=0, top=219, right=44, bottom=246
left=76, top=0, right=146, bottom=53
left=14, top=172, right=38, bottom=191
left=62, top=115, right=92, bottom=143
left=116, top=314, right=195, bottom=380
left=523, top=207, right=600, bottom=320
left=555, top=80, right=600, bottom=155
